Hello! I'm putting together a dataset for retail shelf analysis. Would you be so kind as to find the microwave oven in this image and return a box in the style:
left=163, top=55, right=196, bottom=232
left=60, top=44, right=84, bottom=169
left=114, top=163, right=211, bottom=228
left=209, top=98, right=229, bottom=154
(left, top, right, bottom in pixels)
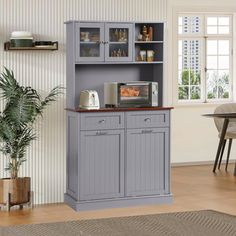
left=104, top=81, right=158, bottom=108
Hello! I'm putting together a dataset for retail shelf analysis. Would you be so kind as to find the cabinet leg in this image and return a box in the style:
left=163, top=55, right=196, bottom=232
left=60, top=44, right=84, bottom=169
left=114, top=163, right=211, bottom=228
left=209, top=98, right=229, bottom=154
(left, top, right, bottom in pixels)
left=7, top=193, right=11, bottom=212
left=19, top=205, right=23, bottom=210
left=28, top=191, right=34, bottom=208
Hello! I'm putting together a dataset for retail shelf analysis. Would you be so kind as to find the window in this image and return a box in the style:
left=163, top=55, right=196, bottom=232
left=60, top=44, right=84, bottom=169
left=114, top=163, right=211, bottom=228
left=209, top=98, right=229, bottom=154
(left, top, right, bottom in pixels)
left=177, top=14, right=233, bottom=102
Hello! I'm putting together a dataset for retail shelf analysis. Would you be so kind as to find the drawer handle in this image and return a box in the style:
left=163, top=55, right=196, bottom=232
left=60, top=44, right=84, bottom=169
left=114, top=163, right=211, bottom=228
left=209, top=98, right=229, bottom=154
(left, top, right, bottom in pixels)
left=96, top=131, right=107, bottom=135
left=144, top=118, right=151, bottom=122
left=98, top=119, right=105, bottom=124
left=141, top=130, right=153, bottom=134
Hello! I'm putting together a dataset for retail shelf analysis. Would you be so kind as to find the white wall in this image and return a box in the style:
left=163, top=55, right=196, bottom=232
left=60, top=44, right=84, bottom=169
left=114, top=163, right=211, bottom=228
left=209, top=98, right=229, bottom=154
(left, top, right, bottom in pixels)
left=0, top=0, right=167, bottom=204
left=167, top=0, right=236, bottom=163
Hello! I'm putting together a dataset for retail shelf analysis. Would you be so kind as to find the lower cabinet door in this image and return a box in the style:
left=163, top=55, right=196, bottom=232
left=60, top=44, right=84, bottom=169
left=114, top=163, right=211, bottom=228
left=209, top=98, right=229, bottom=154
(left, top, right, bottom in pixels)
left=80, top=130, right=124, bottom=200
left=126, top=128, right=169, bottom=197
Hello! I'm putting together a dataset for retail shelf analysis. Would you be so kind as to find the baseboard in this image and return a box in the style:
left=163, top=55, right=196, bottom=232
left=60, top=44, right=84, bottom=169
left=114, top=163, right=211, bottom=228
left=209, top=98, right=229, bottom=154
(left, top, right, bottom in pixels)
left=65, top=193, right=173, bottom=211
left=171, top=159, right=236, bottom=167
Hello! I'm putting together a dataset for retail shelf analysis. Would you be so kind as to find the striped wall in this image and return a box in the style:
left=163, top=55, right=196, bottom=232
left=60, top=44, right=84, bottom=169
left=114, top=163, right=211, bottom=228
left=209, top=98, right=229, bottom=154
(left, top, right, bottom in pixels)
left=0, top=0, right=167, bottom=204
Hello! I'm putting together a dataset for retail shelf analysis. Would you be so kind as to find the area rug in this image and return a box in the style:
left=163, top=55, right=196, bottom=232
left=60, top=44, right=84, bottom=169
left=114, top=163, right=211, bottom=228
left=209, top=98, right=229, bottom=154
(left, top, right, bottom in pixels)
left=1, top=210, right=236, bottom=236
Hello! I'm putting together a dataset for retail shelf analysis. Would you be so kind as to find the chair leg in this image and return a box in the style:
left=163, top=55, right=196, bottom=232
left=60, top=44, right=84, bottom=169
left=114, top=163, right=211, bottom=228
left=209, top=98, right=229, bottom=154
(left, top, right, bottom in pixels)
left=225, top=139, right=232, bottom=171
left=218, top=139, right=227, bottom=169
left=213, top=119, right=229, bottom=172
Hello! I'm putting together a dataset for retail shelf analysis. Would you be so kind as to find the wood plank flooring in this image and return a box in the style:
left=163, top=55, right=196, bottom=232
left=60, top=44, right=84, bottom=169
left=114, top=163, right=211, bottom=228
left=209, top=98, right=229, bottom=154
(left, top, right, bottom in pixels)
left=1, top=164, right=236, bottom=226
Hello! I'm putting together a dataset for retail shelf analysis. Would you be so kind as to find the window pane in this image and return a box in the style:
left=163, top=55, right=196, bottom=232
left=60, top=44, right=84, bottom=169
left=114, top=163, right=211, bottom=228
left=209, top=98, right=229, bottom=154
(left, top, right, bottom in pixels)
left=178, top=40, right=183, bottom=55
left=178, top=26, right=183, bottom=34
left=178, top=16, right=201, bottom=34
left=178, top=38, right=201, bottom=101
left=192, top=71, right=201, bottom=85
left=207, top=70, right=218, bottom=99
left=218, top=70, right=229, bottom=81
left=207, top=26, right=217, bottom=34
left=178, top=17, right=183, bottom=25
left=178, top=86, right=189, bottom=100
left=178, top=71, right=183, bottom=85
left=190, top=86, right=201, bottom=99
left=207, top=40, right=217, bottom=55
left=191, top=16, right=201, bottom=33
left=178, top=56, right=183, bottom=70
left=218, top=70, right=229, bottom=98
left=207, top=17, right=217, bottom=25
left=218, top=40, right=229, bottom=55
left=180, top=70, right=190, bottom=85
left=218, top=26, right=229, bottom=34
left=218, top=17, right=229, bottom=25
left=218, top=56, right=229, bottom=69
left=207, top=56, right=217, bottom=69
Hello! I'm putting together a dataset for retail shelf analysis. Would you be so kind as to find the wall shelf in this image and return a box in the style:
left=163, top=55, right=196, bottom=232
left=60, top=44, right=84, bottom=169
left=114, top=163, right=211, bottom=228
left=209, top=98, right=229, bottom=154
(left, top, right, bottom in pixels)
left=4, top=41, right=58, bottom=51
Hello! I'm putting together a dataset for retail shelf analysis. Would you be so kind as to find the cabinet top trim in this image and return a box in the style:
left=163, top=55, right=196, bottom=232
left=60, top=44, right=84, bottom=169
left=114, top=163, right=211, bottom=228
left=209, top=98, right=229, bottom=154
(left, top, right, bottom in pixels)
left=64, top=20, right=166, bottom=24
left=66, top=107, right=173, bottom=113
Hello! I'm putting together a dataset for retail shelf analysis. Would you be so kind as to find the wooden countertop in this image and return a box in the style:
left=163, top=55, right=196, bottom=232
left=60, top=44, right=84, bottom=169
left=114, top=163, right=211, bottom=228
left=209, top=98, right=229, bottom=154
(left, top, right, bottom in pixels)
left=66, top=107, right=174, bottom=113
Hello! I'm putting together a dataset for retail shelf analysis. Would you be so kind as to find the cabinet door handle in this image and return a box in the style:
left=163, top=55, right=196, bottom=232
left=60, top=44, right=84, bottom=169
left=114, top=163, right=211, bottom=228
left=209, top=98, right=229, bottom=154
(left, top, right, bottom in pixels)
left=141, top=129, right=153, bottom=134
left=96, top=131, right=107, bottom=135
left=98, top=119, right=105, bottom=124
left=144, top=118, right=151, bottom=122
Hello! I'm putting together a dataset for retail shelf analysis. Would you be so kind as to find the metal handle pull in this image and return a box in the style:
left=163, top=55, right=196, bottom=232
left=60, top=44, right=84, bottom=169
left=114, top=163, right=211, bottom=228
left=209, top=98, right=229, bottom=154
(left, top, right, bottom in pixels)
left=96, top=131, right=107, bottom=135
left=141, top=130, right=153, bottom=134
left=98, top=119, right=105, bottom=124
left=144, top=118, right=151, bottom=122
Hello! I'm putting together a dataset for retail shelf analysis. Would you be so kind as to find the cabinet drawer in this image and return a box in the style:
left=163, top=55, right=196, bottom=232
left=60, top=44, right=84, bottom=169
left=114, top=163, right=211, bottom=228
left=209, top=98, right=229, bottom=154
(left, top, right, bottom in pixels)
left=126, top=111, right=169, bottom=129
left=80, top=112, right=124, bottom=130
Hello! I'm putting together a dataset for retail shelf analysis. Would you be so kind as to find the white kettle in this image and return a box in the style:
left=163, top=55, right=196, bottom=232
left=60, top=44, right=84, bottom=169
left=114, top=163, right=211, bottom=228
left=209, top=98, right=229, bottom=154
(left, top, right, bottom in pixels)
left=79, top=90, right=100, bottom=110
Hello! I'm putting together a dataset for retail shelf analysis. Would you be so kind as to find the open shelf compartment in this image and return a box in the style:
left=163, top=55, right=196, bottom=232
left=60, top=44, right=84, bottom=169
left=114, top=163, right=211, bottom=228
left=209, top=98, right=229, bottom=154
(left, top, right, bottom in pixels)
left=4, top=41, right=58, bottom=51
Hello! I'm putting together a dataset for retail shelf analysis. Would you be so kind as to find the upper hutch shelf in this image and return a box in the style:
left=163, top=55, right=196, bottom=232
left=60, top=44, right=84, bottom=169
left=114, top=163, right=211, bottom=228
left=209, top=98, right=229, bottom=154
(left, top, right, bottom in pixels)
left=4, top=41, right=58, bottom=51
left=70, top=21, right=164, bottom=64
left=65, top=21, right=165, bottom=109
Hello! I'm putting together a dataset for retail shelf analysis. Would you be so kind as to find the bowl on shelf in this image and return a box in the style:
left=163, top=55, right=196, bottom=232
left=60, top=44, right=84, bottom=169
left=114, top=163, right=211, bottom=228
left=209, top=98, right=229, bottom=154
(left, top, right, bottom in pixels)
left=11, top=31, right=32, bottom=38
left=10, top=37, right=33, bottom=47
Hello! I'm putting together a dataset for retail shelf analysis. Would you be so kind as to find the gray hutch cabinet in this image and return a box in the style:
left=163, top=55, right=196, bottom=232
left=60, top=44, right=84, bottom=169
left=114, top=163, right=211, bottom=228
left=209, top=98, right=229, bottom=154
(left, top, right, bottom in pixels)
left=65, top=20, right=173, bottom=211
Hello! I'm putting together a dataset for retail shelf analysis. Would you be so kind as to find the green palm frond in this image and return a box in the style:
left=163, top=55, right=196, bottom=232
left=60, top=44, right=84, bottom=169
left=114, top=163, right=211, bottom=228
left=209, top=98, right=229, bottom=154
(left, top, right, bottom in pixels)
left=41, top=85, right=64, bottom=109
left=0, top=67, right=63, bottom=178
left=0, top=117, right=15, bottom=143
left=0, top=67, right=20, bottom=100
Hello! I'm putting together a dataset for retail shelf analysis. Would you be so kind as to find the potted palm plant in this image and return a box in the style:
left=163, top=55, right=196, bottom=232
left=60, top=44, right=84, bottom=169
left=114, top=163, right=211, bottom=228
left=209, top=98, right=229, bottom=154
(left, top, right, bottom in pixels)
left=0, top=67, right=62, bottom=211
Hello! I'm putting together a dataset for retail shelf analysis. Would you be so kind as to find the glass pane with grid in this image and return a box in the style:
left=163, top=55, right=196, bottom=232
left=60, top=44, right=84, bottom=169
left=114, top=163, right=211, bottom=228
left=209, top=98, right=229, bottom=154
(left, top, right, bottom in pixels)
left=178, top=16, right=201, bottom=35
left=206, top=39, right=230, bottom=99
left=178, top=39, right=201, bottom=100
left=207, top=16, right=230, bottom=35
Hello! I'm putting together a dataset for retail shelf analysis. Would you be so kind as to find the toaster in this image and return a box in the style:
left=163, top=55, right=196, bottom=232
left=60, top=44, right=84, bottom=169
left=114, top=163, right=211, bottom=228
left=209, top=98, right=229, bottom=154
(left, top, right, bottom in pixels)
left=79, top=90, right=100, bottom=110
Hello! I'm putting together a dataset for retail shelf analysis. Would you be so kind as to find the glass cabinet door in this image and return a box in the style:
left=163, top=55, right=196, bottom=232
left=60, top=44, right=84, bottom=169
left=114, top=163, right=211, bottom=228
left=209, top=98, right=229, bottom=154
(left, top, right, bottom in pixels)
left=105, top=23, right=133, bottom=62
left=77, top=23, right=104, bottom=62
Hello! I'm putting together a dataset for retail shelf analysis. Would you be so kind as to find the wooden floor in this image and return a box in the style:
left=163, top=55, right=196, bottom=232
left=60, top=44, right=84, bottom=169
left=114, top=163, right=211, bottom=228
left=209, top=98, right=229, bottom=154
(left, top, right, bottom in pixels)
left=1, top=164, right=236, bottom=226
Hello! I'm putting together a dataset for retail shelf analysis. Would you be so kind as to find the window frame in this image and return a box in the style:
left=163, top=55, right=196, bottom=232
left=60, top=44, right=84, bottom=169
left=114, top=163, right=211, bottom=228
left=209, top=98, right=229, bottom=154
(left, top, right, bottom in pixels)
left=175, top=13, right=233, bottom=104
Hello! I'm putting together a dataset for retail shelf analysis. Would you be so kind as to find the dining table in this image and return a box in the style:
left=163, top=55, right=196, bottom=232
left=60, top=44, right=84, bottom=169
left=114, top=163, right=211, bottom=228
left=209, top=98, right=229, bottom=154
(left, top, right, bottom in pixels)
left=203, top=112, right=236, bottom=176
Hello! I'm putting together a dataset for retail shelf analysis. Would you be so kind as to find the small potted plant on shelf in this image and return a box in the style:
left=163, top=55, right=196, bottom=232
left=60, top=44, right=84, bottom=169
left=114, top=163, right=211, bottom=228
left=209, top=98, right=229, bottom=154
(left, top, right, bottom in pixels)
left=0, top=67, right=62, bottom=211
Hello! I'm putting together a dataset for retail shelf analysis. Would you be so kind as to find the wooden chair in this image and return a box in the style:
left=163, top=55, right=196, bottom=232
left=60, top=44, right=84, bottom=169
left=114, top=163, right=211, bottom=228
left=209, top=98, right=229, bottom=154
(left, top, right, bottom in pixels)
left=214, top=103, right=236, bottom=171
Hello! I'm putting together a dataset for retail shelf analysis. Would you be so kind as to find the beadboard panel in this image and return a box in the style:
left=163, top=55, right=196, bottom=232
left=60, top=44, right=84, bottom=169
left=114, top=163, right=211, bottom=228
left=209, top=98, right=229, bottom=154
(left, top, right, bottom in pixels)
left=0, top=0, right=167, bottom=204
